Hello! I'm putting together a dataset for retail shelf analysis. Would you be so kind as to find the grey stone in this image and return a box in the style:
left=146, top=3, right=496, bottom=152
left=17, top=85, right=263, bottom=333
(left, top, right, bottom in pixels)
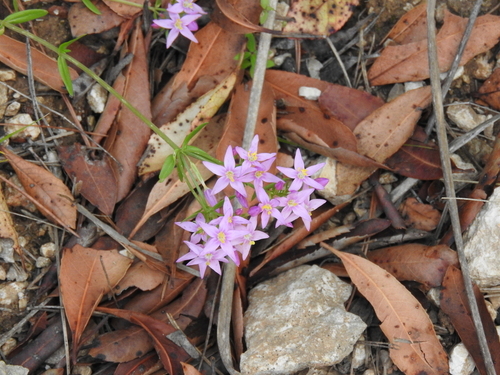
left=241, top=265, right=366, bottom=375
left=463, top=186, right=500, bottom=288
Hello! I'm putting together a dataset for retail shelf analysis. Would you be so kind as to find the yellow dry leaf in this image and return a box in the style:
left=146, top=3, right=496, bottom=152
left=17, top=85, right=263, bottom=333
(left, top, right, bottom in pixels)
left=283, top=0, right=359, bottom=37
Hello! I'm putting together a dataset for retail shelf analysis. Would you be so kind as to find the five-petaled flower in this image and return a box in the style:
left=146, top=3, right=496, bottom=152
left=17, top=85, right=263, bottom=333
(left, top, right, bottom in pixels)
left=153, top=12, right=201, bottom=48
left=277, top=149, right=326, bottom=191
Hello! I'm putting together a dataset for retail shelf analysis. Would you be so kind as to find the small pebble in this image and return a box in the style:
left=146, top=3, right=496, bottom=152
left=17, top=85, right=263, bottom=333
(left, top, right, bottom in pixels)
left=40, top=242, right=56, bottom=259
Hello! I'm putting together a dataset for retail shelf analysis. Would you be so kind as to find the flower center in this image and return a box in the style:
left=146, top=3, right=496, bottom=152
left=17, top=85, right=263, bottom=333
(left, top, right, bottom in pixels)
left=217, top=232, right=226, bottom=243
left=262, top=203, right=272, bottom=213
left=255, top=170, right=263, bottom=178
left=248, top=152, right=258, bottom=162
left=183, top=1, right=193, bottom=9
left=174, top=18, right=183, bottom=30
left=225, top=170, right=235, bottom=182
left=287, top=199, right=297, bottom=207
left=298, top=169, right=307, bottom=179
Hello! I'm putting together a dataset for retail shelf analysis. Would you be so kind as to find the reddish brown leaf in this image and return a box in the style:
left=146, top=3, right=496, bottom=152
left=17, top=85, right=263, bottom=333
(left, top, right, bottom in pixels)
left=89, top=278, right=206, bottom=362
left=325, top=244, right=449, bottom=374
left=399, top=197, right=441, bottom=231
left=2, top=146, right=77, bottom=229
left=58, top=143, right=117, bottom=215
left=385, top=138, right=443, bottom=180
left=477, top=68, right=500, bottom=111
left=104, top=22, right=152, bottom=202
left=440, top=266, right=500, bottom=375
left=369, top=11, right=500, bottom=85
left=60, top=245, right=132, bottom=349
left=0, top=185, right=20, bottom=258
left=334, top=86, right=432, bottom=196
left=384, top=1, right=428, bottom=44
left=102, top=0, right=142, bottom=18
left=182, top=362, right=203, bottom=375
left=152, top=22, right=246, bottom=126
left=211, top=0, right=280, bottom=35
left=265, top=70, right=357, bottom=151
left=68, top=1, right=125, bottom=37
left=0, top=35, right=78, bottom=93
left=114, top=262, right=165, bottom=294
left=318, top=84, right=385, bottom=130
left=367, top=244, right=458, bottom=288
left=115, top=353, right=161, bottom=375
left=97, top=307, right=187, bottom=373
left=217, top=80, right=277, bottom=163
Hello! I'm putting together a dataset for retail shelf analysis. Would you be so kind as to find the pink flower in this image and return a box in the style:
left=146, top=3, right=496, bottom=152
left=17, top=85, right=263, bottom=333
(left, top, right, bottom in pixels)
left=278, top=189, right=314, bottom=228
left=167, top=0, right=206, bottom=15
left=235, top=135, right=276, bottom=169
left=203, top=146, right=250, bottom=198
left=277, top=149, right=326, bottom=191
left=177, top=241, right=227, bottom=278
left=240, top=158, right=283, bottom=195
left=175, top=213, right=207, bottom=244
left=234, top=217, right=269, bottom=259
left=249, top=189, right=284, bottom=228
left=200, top=217, right=247, bottom=265
left=153, top=12, right=201, bottom=48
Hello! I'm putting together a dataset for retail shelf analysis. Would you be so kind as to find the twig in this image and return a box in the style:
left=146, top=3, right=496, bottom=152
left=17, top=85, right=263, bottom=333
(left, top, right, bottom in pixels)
left=325, top=37, right=352, bottom=88
left=426, top=2, right=496, bottom=374
left=217, top=1, right=278, bottom=373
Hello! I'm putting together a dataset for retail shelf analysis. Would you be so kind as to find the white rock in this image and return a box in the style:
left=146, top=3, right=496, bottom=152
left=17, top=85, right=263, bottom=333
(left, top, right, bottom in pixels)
left=4, top=101, right=20, bottom=117
left=404, top=81, right=425, bottom=91
left=447, top=104, right=492, bottom=135
left=463, top=186, right=500, bottom=287
left=36, top=256, right=51, bottom=268
left=240, top=265, right=367, bottom=375
left=0, top=69, right=16, bottom=81
left=0, top=281, right=28, bottom=310
left=299, top=86, right=322, bottom=101
left=40, top=242, right=56, bottom=259
left=5, top=114, right=40, bottom=141
left=87, top=83, right=108, bottom=113
left=449, top=343, right=475, bottom=375
left=351, top=338, right=367, bottom=369
left=0, top=361, right=28, bottom=375
left=306, top=58, right=323, bottom=80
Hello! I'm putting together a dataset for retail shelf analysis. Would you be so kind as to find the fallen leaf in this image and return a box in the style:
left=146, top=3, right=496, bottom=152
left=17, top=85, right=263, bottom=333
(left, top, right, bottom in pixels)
left=182, top=362, right=203, bottom=375
left=114, top=262, right=165, bottom=294
left=152, top=22, right=246, bottom=126
left=283, top=0, right=359, bottom=36
left=440, top=266, right=500, bottom=375
left=114, top=353, right=161, bottom=375
left=384, top=1, right=428, bottom=44
left=367, top=244, right=458, bottom=288
left=325, top=244, right=449, bottom=374
left=369, top=11, right=500, bottom=85
left=370, top=173, right=406, bottom=229
left=334, top=86, right=432, bottom=195
left=211, top=0, right=281, bottom=35
left=265, top=70, right=357, bottom=151
left=0, top=35, right=78, bottom=93
left=102, top=0, right=142, bottom=18
left=89, top=278, right=206, bottom=362
left=140, top=72, right=237, bottom=175
left=400, top=197, right=441, bottom=231
left=104, top=22, right=152, bottom=202
left=477, top=68, right=500, bottom=111
left=68, top=1, right=125, bottom=37
left=60, top=244, right=132, bottom=350
left=2, top=146, right=77, bottom=229
left=318, top=84, right=385, bottom=130
left=0, top=186, right=20, bottom=260
left=58, top=143, right=117, bottom=215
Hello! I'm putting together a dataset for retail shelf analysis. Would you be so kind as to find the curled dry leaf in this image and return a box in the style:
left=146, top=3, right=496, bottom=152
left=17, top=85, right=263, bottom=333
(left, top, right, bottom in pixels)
left=68, top=1, right=125, bottom=37
left=58, top=143, right=117, bottom=216
left=399, top=197, right=441, bottom=231
left=324, top=244, right=449, bottom=375
left=114, top=262, right=165, bottom=294
left=334, top=86, right=432, bottom=196
left=60, top=244, right=132, bottom=350
left=152, top=22, right=246, bottom=126
left=369, top=11, right=500, bottom=85
left=283, top=0, right=359, bottom=37
left=0, top=35, right=78, bottom=93
left=139, top=72, right=237, bottom=175
left=367, top=244, right=458, bottom=288
left=440, top=266, right=500, bottom=375
left=2, top=146, right=77, bottom=230
left=477, top=68, right=500, bottom=111
left=383, top=1, right=428, bottom=44
left=0, top=186, right=20, bottom=261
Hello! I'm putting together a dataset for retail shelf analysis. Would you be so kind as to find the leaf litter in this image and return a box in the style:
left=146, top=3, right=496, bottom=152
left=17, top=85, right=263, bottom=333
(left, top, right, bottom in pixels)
left=2, top=0, right=500, bottom=374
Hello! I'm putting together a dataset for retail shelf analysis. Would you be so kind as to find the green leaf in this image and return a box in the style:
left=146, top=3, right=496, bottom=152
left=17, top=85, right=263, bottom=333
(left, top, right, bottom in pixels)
left=81, top=0, right=101, bottom=15
left=183, top=146, right=221, bottom=164
left=182, top=122, right=208, bottom=147
left=266, top=60, right=275, bottom=68
left=4, top=9, right=48, bottom=24
left=0, top=125, right=29, bottom=144
left=159, top=154, right=176, bottom=182
left=57, top=56, right=74, bottom=97
left=246, top=33, right=256, bottom=52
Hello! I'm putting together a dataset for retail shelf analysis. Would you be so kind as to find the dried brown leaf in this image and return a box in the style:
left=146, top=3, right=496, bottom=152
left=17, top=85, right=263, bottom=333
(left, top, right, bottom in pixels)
left=325, top=244, right=449, bottom=374
left=68, top=1, right=125, bottom=37
left=400, top=197, right=441, bottom=231
left=0, top=186, right=20, bottom=259
left=102, top=0, right=142, bottom=18
left=384, top=1, right=428, bottom=44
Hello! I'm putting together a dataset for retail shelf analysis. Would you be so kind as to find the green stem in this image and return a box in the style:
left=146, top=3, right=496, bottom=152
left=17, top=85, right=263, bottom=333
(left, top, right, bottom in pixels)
left=5, top=22, right=180, bottom=151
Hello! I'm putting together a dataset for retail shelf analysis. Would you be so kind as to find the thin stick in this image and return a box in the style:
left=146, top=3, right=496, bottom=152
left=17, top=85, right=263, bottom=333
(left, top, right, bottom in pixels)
left=426, top=2, right=496, bottom=374
left=325, top=37, right=352, bottom=88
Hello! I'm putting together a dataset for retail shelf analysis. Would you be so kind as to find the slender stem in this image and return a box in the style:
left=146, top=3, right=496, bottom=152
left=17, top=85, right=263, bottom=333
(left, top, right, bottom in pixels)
left=5, top=22, right=180, bottom=151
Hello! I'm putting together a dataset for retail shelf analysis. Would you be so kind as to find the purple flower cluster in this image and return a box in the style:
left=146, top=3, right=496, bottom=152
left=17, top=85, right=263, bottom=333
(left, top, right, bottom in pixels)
left=152, top=0, right=206, bottom=48
left=177, top=135, right=328, bottom=278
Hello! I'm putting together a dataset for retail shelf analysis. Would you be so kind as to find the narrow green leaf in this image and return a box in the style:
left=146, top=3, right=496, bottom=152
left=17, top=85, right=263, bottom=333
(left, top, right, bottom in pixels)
left=81, top=0, right=101, bottom=15
left=182, top=123, right=208, bottom=147
left=4, top=9, right=48, bottom=24
left=184, top=146, right=221, bottom=164
left=159, top=154, right=176, bottom=182
left=246, top=33, right=256, bottom=52
left=57, top=56, right=74, bottom=96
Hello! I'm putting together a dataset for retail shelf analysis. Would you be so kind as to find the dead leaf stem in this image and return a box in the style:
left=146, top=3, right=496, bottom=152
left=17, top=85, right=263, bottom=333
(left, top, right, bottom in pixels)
left=426, top=1, right=496, bottom=374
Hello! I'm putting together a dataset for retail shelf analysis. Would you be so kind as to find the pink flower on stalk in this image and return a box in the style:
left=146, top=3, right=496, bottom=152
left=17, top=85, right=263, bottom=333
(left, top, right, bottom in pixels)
left=153, top=13, right=201, bottom=48
left=234, top=217, right=269, bottom=260
left=200, top=218, right=247, bottom=265
left=249, top=189, right=283, bottom=228
left=282, top=194, right=327, bottom=231
left=203, top=146, right=250, bottom=197
left=167, top=0, right=206, bottom=15
left=278, top=189, right=314, bottom=229
left=177, top=241, right=227, bottom=278
left=277, top=149, right=326, bottom=191
left=235, top=135, right=276, bottom=169
left=175, top=213, right=207, bottom=244
left=240, top=158, right=283, bottom=196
